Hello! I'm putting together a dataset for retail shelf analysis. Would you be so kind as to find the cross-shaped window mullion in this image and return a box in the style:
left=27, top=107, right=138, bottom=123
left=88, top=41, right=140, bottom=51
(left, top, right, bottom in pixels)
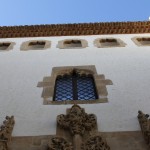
left=72, top=72, right=78, bottom=100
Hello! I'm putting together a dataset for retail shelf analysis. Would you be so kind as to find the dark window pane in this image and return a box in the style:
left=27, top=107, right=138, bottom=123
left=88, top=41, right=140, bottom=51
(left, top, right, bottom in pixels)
left=77, top=75, right=97, bottom=100
left=54, top=75, right=73, bottom=101
left=53, top=71, right=98, bottom=101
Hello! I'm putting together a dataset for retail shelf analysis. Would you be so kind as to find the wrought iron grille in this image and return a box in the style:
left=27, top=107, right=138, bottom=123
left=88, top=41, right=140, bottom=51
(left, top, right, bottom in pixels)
left=53, top=70, right=98, bottom=101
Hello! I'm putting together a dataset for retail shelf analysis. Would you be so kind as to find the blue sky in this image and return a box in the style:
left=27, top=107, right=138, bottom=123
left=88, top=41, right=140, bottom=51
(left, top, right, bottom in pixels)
left=0, top=0, right=150, bottom=26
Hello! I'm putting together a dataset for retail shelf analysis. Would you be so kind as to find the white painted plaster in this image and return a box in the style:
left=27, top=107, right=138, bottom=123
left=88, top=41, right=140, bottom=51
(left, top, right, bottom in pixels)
left=0, top=34, right=150, bottom=136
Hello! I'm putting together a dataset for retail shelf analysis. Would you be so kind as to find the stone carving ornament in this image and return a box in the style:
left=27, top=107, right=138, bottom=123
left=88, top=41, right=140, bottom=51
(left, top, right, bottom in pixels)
left=81, top=135, right=110, bottom=150
left=0, top=116, right=15, bottom=141
left=0, top=116, right=15, bottom=150
left=57, top=105, right=97, bottom=135
left=138, top=111, right=150, bottom=146
left=45, top=105, right=110, bottom=150
left=51, top=105, right=110, bottom=150
left=0, top=141, right=7, bottom=150
left=47, top=137, right=73, bottom=150
left=57, top=69, right=94, bottom=77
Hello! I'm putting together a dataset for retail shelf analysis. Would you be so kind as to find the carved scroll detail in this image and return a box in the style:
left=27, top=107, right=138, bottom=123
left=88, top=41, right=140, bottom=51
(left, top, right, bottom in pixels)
left=81, top=135, right=110, bottom=150
left=138, top=110, right=150, bottom=146
left=57, top=105, right=97, bottom=135
left=0, top=116, right=15, bottom=150
left=47, top=137, right=73, bottom=150
left=56, top=69, right=94, bottom=77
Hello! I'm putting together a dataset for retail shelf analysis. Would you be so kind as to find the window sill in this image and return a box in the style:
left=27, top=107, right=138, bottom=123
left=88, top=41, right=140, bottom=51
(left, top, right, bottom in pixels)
left=43, top=98, right=108, bottom=105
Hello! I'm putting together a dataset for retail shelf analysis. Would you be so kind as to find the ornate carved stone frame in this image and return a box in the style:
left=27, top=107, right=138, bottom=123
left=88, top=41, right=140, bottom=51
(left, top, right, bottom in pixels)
left=37, top=65, right=113, bottom=105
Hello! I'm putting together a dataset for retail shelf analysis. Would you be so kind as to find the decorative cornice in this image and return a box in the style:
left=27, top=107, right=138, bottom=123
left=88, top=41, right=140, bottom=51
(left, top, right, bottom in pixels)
left=0, top=21, right=150, bottom=38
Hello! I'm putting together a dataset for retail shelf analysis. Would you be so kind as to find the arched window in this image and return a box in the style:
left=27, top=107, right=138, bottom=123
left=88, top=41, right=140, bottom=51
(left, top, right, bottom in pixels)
left=37, top=65, right=113, bottom=105
left=53, top=70, right=98, bottom=101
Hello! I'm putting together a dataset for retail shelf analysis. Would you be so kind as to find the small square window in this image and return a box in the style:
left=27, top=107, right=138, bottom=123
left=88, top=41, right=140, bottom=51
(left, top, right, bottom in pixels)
left=132, top=37, right=150, bottom=47
left=28, top=41, right=46, bottom=49
left=20, top=40, right=51, bottom=51
left=0, top=43, right=11, bottom=50
left=57, top=39, right=88, bottom=49
left=100, top=39, right=120, bottom=47
left=94, top=38, right=126, bottom=48
left=136, top=38, right=150, bottom=46
left=64, top=40, right=82, bottom=48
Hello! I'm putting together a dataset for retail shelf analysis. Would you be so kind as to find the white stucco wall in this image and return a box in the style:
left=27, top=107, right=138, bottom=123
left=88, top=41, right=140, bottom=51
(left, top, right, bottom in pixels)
left=0, top=34, right=150, bottom=136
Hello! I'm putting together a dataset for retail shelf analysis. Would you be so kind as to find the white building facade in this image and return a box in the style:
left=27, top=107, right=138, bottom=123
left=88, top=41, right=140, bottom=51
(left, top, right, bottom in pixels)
left=0, top=22, right=150, bottom=149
